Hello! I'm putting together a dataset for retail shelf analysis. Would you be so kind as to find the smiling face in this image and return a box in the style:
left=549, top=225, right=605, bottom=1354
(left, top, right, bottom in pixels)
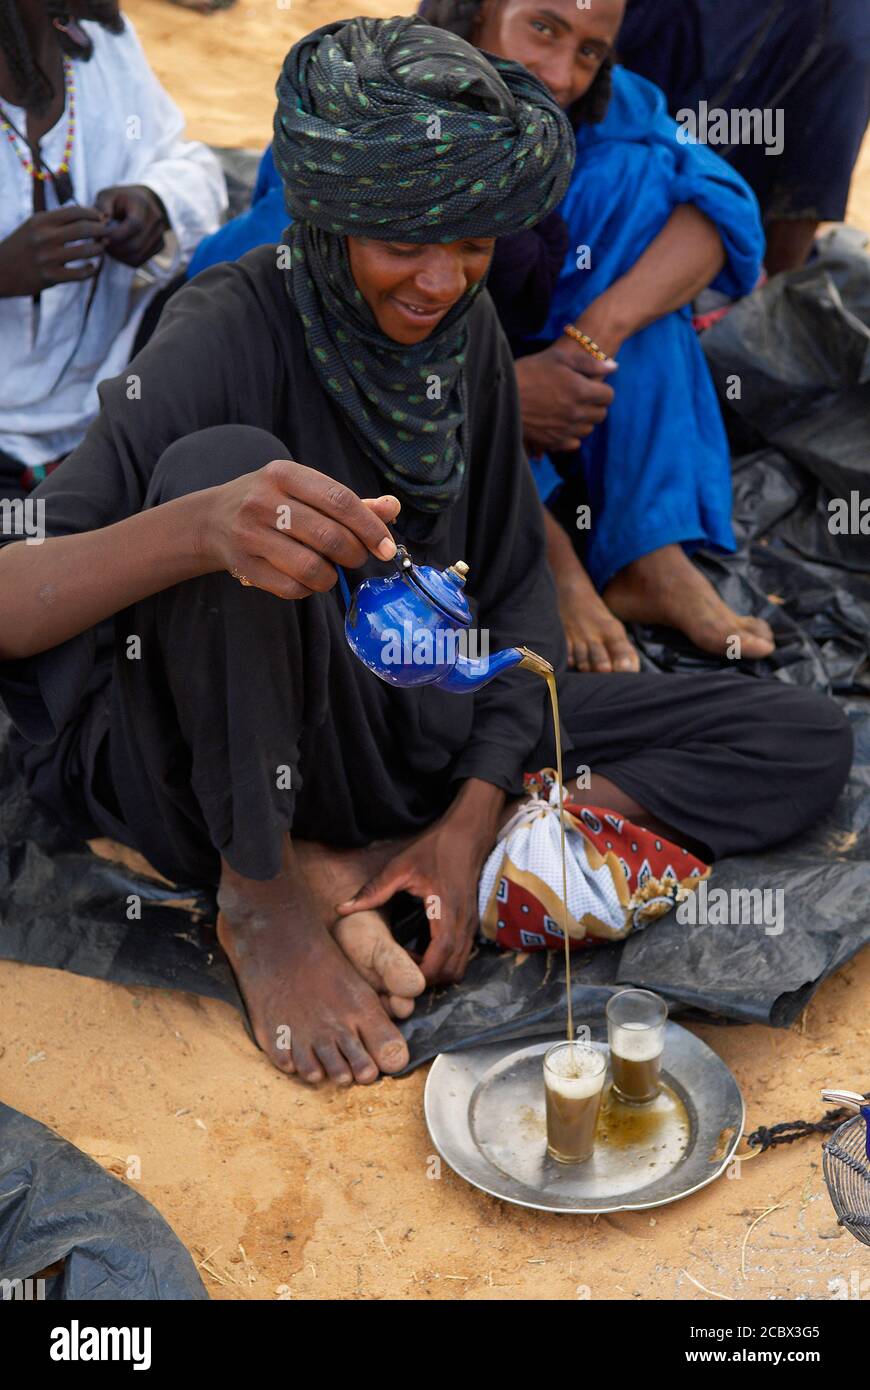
left=473, top=0, right=624, bottom=109
left=346, top=236, right=495, bottom=344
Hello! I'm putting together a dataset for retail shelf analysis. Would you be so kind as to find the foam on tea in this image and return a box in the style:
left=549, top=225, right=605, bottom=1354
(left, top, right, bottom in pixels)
left=546, top=1043, right=605, bottom=1098
left=610, top=1021, right=665, bottom=1063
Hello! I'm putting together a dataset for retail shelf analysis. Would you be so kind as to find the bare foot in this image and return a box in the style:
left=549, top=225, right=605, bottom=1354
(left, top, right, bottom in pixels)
left=294, top=839, right=425, bottom=1019
left=554, top=565, right=639, bottom=672
left=604, top=545, right=775, bottom=660
left=217, top=843, right=411, bottom=1086
left=334, top=912, right=425, bottom=1020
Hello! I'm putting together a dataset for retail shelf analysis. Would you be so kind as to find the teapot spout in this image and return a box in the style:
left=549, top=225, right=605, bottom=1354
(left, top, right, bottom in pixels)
left=513, top=647, right=556, bottom=680
left=433, top=645, right=554, bottom=694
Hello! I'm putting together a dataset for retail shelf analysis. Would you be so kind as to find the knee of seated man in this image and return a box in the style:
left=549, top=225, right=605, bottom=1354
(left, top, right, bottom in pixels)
left=774, top=686, right=853, bottom=798
left=148, top=424, right=289, bottom=505
left=812, top=691, right=854, bottom=785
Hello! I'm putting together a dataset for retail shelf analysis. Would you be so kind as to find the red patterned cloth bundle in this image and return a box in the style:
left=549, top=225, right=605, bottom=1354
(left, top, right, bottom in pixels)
left=478, top=770, right=710, bottom=952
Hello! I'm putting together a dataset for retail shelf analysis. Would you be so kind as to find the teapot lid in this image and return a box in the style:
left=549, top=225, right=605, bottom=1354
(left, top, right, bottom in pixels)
left=396, top=547, right=472, bottom=626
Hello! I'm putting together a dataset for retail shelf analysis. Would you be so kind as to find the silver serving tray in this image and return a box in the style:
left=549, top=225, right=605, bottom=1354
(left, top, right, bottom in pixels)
left=424, top=1022, right=744, bottom=1213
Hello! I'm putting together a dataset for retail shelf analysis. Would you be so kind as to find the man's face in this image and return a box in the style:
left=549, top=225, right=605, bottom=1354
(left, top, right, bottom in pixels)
left=346, top=236, right=495, bottom=345
left=474, top=0, right=624, bottom=109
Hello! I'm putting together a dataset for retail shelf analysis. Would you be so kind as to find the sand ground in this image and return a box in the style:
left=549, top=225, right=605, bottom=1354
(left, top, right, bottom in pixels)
left=1, top=0, right=869, bottom=1302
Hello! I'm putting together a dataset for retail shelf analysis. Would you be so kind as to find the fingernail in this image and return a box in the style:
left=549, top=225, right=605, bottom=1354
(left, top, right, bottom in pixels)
left=377, top=537, right=397, bottom=560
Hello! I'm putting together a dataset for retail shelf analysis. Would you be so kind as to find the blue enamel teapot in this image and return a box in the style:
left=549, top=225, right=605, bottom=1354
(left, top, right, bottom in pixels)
left=338, top=545, right=553, bottom=693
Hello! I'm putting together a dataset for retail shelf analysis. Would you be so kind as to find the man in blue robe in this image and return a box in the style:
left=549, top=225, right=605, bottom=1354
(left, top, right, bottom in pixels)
left=186, top=0, right=778, bottom=673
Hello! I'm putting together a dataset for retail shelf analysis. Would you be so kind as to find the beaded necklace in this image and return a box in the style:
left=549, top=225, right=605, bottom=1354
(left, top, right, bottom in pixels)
left=0, top=56, right=75, bottom=202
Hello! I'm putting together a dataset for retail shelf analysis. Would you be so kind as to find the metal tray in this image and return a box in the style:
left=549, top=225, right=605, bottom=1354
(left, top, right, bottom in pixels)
left=424, top=1022, right=744, bottom=1214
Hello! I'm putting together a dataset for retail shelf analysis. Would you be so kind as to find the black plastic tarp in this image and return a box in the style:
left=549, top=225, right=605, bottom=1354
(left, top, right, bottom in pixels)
left=0, top=233, right=868, bottom=1074
left=0, top=1102, right=207, bottom=1299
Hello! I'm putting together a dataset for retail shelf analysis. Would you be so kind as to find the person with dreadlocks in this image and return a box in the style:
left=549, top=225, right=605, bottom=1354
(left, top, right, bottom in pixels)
left=0, top=17, right=851, bottom=1087
left=0, top=0, right=225, bottom=498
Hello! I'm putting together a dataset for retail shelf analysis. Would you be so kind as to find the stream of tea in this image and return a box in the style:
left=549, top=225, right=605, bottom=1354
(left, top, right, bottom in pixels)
left=545, top=674, right=576, bottom=1070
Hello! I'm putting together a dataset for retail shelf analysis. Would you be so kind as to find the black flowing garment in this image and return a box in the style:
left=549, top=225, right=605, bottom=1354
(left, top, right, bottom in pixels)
left=0, top=251, right=565, bottom=880
left=0, top=253, right=852, bottom=883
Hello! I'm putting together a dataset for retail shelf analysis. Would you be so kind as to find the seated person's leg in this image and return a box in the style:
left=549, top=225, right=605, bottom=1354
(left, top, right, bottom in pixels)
left=105, top=422, right=424, bottom=1086
left=542, top=475, right=639, bottom=675
left=552, top=668, right=853, bottom=862
left=571, top=314, right=774, bottom=660
left=752, top=1, right=870, bottom=275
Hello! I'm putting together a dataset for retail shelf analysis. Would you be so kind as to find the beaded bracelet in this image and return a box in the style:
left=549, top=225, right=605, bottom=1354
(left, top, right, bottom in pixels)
left=562, top=323, right=609, bottom=361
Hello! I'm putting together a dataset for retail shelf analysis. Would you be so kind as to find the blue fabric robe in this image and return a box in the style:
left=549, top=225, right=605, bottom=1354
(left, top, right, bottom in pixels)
left=187, top=146, right=285, bottom=281
left=527, top=66, right=764, bottom=589
left=185, top=67, right=765, bottom=592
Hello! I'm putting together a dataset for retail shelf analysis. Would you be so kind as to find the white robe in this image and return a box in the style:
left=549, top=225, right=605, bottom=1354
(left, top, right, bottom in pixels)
left=0, top=16, right=227, bottom=468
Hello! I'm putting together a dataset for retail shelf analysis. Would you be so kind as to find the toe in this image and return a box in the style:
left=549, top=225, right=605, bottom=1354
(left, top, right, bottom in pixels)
left=742, top=637, right=776, bottom=659
left=336, top=1031, right=379, bottom=1085
left=743, top=615, right=775, bottom=643
left=371, top=935, right=426, bottom=999
left=573, top=640, right=591, bottom=671
left=269, top=1043, right=297, bottom=1075
left=313, top=1040, right=353, bottom=1086
left=291, top=1037, right=325, bottom=1085
left=734, top=617, right=776, bottom=657
left=361, top=1016, right=410, bottom=1076
left=387, top=994, right=415, bottom=1019
left=253, top=1018, right=297, bottom=1074
left=333, top=913, right=381, bottom=989
left=605, top=628, right=639, bottom=673
left=587, top=640, right=612, bottom=672
left=377, top=1038, right=410, bottom=1074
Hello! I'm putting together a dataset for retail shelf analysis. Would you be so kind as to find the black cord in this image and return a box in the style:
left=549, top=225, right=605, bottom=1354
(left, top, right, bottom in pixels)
left=0, top=101, right=74, bottom=204
left=1, top=84, right=101, bottom=385
left=747, top=1090, right=870, bottom=1153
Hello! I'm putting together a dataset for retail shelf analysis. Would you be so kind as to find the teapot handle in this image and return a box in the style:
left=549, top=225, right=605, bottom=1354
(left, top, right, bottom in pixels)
left=335, top=565, right=352, bottom=611
left=336, top=546, right=409, bottom=611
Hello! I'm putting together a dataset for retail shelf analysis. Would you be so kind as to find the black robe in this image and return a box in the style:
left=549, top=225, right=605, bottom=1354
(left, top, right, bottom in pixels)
left=0, top=249, right=565, bottom=881
left=0, top=248, right=852, bottom=885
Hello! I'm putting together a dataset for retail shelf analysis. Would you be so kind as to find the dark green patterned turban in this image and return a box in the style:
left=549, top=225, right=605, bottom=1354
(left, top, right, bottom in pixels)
left=274, top=13, right=573, bottom=241
left=273, top=15, right=574, bottom=514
